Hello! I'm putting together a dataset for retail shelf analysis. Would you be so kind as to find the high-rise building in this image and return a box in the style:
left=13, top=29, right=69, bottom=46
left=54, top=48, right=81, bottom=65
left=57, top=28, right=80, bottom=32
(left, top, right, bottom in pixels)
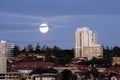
left=0, top=40, right=14, bottom=57
left=0, top=40, right=14, bottom=73
left=75, top=27, right=103, bottom=60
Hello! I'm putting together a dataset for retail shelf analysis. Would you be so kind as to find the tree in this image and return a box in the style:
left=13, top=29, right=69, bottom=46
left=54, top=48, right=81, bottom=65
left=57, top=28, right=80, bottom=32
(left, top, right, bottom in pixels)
left=53, top=46, right=61, bottom=54
left=104, top=57, right=112, bottom=67
left=41, top=44, right=47, bottom=53
left=29, top=67, right=43, bottom=75
left=90, top=67, right=99, bottom=79
left=108, top=72, right=118, bottom=79
left=12, top=45, right=20, bottom=57
left=61, top=69, right=77, bottom=80
left=63, top=49, right=74, bottom=58
left=56, top=57, right=72, bottom=65
left=35, top=43, right=41, bottom=53
left=30, top=67, right=58, bottom=75
left=103, top=46, right=114, bottom=58
left=113, top=46, right=120, bottom=57
left=26, top=44, right=34, bottom=53
left=43, top=68, right=58, bottom=73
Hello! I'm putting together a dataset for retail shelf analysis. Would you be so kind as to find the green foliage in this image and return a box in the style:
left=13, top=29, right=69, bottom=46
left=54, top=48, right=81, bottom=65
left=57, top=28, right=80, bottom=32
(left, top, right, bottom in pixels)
left=109, top=72, right=118, bottom=77
left=78, top=60, right=92, bottom=65
left=103, top=46, right=120, bottom=58
left=35, top=43, right=41, bottom=53
left=56, top=57, right=71, bottom=65
left=45, top=56, right=56, bottom=63
left=12, top=44, right=74, bottom=65
left=42, top=68, right=58, bottom=73
left=30, top=67, right=58, bottom=75
left=78, top=57, right=112, bottom=67
left=12, top=45, right=20, bottom=57
left=61, top=69, right=77, bottom=80
left=90, top=67, right=99, bottom=78
left=30, top=67, right=43, bottom=75
left=113, top=46, right=120, bottom=57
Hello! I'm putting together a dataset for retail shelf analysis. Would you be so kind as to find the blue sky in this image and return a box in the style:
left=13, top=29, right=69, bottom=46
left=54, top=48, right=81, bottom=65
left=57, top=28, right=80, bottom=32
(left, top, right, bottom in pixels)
left=0, top=0, right=120, bottom=49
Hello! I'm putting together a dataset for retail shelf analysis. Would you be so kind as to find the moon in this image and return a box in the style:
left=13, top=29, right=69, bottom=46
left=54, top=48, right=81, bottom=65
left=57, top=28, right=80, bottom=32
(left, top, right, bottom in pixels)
left=39, top=23, right=49, bottom=33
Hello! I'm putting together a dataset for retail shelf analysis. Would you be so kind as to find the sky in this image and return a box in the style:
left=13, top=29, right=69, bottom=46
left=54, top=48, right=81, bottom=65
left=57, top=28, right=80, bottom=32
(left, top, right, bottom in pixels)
left=0, top=0, right=120, bottom=49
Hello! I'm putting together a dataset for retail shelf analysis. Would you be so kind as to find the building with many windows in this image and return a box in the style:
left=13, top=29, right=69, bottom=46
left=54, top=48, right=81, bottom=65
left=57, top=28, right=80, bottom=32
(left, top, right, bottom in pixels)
left=0, top=40, right=14, bottom=73
left=0, top=40, right=14, bottom=58
left=75, top=27, right=103, bottom=60
left=0, top=40, right=20, bottom=80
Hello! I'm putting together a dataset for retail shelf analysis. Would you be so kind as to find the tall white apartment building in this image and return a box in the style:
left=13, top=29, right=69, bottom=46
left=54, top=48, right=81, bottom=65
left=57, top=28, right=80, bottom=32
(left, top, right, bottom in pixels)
left=0, top=40, right=14, bottom=73
left=75, top=27, right=103, bottom=60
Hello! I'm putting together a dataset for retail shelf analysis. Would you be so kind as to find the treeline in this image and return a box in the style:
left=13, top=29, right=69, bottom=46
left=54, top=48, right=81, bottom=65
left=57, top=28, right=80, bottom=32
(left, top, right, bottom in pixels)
left=12, top=44, right=74, bottom=65
left=103, top=46, right=120, bottom=58
left=12, top=44, right=120, bottom=58
left=12, top=43, right=74, bottom=56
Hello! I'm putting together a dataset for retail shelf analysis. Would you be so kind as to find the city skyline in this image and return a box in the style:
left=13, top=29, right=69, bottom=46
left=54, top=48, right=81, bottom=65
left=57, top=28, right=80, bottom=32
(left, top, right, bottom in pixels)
left=0, top=0, right=120, bottom=49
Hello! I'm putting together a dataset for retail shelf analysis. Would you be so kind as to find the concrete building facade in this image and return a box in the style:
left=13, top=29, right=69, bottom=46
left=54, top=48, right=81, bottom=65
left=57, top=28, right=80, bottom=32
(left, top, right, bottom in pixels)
left=0, top=40, right=14, bottom=73
left=75, top=27, right=103, bottom=60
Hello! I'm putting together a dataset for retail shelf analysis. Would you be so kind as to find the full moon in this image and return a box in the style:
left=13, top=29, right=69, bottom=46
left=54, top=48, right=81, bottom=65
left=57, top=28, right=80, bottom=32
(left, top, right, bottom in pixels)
left=39, top=23, right=49, bottom=33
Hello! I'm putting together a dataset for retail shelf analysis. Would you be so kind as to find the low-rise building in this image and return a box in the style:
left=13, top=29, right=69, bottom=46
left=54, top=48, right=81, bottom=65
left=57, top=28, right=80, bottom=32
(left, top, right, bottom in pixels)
left=112, top=57, right=120, bottom=65
left=32, top=74, right=57, bottom=80
left=11, top=61, right=55, bottom=74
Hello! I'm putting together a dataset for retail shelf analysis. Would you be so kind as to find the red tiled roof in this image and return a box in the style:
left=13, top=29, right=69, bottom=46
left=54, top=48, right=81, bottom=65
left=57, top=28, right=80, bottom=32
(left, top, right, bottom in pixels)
left=106, top=67, right=120, bottom=73
left=11, top=61, right=54, bottom=70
